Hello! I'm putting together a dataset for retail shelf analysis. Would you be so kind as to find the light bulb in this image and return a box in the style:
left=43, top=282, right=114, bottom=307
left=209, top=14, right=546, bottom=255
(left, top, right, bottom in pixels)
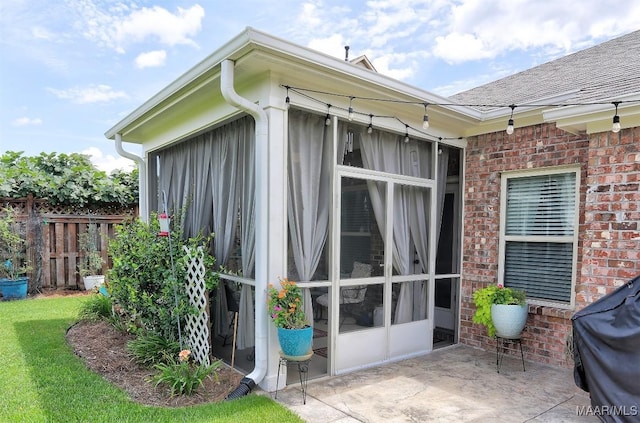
left=367, top=124, right=373, bottom=134
left=348, top=106, right=354, bottom=121
left=285, top=96, right=290, bottom=109
left=422, top=114, right=429, bottom=129
left=612, top=115, right=621, bottom=133
left=404, top=133, right=410, bottom=143
left=325, top=114, right=331, bottom=126
left=506, top=118, right=514, bottom=135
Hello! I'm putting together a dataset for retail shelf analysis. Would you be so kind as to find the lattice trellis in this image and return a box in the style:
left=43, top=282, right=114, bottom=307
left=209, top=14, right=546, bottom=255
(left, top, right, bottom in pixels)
left=183, top=246, right=210, bottom=366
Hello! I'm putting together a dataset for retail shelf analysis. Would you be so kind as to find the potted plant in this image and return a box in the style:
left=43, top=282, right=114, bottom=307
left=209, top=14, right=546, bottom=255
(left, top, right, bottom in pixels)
left=0, top=208, right=31, bottom=300
left=473, top=284, right=527, bottom=338
left=77, top=224, right=105, bottom=290
left=267, top=278, right=312, bottom=357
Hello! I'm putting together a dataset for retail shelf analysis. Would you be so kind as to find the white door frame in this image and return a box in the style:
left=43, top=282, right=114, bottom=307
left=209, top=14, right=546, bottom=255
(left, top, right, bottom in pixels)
left=330, top=166, right=436, bottom=374
left=434, top=185, right=461, bottom=333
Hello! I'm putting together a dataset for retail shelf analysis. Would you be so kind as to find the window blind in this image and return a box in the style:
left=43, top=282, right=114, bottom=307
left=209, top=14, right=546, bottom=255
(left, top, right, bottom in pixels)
left=504, top=242, right=573, bottom=302
left=506, top=173, right=575, bottom=237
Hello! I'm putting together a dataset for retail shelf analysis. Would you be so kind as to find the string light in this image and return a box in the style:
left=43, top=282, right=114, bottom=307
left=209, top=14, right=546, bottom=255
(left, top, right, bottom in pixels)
left=506, top=104, right=516, bottom=135
left=422, top=103, right=429, bottom=129
left=348, top=96, right=354, bottom=121
left=281, top=85, right=639, bottom=140
left=404, top=125, right=410, bottom=143
left=612, top=101, right=621, bottom=133
left=285, top=86, right=290, bottom=109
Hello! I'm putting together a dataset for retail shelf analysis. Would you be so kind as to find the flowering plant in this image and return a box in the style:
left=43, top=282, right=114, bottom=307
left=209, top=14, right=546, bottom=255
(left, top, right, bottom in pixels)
left=152, top=349, right=220, bottom=397
left=267, top=278, right=308, bottom=329
left=472, top=284, right=526, bottom=336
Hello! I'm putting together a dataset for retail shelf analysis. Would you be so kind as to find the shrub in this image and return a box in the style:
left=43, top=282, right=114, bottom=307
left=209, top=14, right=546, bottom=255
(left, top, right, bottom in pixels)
left=107, top=213, right=217, bottom=341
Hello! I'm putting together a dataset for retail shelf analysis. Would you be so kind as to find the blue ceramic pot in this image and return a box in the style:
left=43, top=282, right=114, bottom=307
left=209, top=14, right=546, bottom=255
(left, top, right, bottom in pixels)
left=0, top=277, right=29, bottom=301
left=277, top=326, right=313, bottom=357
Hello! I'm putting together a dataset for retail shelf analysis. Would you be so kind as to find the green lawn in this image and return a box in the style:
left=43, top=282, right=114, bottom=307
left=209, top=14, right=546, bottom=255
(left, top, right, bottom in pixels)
left=0, top=295, right=303, bottom=423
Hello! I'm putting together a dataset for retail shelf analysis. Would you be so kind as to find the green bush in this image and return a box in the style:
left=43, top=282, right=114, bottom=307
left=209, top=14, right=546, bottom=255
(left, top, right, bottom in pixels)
left=107, top=214, right=217, bottom=341
left=127, top=333, right=181, bottom=366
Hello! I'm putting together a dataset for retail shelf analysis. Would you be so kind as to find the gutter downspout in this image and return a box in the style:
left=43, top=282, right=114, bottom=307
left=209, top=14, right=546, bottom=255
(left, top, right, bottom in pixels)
left=220, top=59, right=269, bottom=398
left=115, top=133, right=148, bottom=222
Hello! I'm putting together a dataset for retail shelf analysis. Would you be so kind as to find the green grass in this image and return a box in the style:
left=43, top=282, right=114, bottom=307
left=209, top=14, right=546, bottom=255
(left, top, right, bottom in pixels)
left=0, top=296, right=303, bottom=423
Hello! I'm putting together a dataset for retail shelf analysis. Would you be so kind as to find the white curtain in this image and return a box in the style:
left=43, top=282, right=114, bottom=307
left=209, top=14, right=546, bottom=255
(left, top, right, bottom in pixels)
left=287, top=110, right=332, bottom=323
left=157, top=117, right=255, bottom=341
left=360, top=130, right=441, bottom=323
left=237, top=124, right=256, bottom=350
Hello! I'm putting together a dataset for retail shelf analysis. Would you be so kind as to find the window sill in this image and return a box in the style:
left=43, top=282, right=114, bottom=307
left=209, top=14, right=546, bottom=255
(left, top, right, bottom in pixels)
left=527, top=303, right=575, bottom=320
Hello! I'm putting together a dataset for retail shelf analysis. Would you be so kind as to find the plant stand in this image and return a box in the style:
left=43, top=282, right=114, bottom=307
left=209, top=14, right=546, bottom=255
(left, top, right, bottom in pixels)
left=496, top=335, right=525, bottom=373
left=274, top=351, right=313, bottom=404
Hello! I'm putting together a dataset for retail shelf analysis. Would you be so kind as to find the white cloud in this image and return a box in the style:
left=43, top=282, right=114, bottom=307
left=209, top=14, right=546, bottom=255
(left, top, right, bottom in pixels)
left=12, top=117, right=43, bottom=126
left=308, top=34, right=347, bottom=57
left=31, top=26, right=55, bottom=40
left=48, top=85, right=128, bottom=104
left=73, top=2, right=205, bottom=53
left=82, top=147, right=135, bottom=173
left=432, top=0, right=640, bottom=64
left=135, top=50, right=167, bottom=69
left=371, top=53, right=417, bottom=80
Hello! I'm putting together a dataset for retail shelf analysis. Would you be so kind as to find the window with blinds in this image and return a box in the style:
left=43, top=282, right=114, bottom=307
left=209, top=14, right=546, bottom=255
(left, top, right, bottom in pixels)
left=500, top=169, right=579, bottom=304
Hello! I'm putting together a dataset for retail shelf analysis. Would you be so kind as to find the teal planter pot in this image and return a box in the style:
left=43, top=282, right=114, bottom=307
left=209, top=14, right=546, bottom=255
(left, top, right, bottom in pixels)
left=277, top=326, right=313, bottom=357
left=0, top=277, right=28, bottom=300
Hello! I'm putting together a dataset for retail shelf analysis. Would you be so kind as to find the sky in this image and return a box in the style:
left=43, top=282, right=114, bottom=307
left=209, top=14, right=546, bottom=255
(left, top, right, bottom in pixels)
left=1, top=1, right=638, bottom=173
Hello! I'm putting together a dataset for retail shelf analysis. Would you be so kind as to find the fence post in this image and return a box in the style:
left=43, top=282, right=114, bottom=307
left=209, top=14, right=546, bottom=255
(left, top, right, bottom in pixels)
left=25, top=194, right=39, bottom=293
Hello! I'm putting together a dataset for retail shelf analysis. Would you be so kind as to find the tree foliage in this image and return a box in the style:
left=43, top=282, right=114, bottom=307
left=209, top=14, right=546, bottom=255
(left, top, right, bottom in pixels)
left=0, top=151, right=138, bottom=206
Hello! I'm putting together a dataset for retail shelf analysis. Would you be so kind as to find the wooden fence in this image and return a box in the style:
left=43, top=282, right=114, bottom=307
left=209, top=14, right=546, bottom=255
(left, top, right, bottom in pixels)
left=2, top=195, right=137, bottom=292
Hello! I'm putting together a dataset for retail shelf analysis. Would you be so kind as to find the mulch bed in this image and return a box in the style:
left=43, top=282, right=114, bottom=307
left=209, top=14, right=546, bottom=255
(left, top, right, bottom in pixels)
left=66, top=320, right=244, bottom=407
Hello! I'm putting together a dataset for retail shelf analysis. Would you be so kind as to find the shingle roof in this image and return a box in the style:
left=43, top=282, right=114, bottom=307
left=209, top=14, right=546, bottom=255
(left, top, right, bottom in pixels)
left=450, top=30, right=640, bottom=111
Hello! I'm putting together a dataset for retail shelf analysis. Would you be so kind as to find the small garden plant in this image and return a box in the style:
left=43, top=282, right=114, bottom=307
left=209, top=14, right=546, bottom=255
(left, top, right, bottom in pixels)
left=472, top=284, right=526, bottom=337
left=77, top=223, right=104, bottom=277
left=152, top=349, right=221, bottom=397
left=0, top=207, right=31, bottom=280
left=267, top=278, right=308, bottom=329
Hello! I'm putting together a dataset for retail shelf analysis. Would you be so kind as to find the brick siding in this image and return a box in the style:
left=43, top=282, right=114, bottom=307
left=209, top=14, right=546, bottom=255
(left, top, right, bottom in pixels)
left=460, top=123, right=639, bottom=367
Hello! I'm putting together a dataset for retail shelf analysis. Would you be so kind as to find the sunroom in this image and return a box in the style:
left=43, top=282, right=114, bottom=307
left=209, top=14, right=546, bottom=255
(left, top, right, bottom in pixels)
left=106, top=27, right=471, bottom=392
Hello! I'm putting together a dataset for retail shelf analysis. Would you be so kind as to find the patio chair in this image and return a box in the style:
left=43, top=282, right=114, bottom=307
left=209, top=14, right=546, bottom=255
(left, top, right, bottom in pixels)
left=316, top=261, right=371, bottom=327
left=222, top=282, right=239, bottom=347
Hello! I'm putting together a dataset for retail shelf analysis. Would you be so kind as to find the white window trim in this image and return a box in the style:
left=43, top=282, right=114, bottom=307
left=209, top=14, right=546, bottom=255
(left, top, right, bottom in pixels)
left=498, top=165, right=580, bottom=309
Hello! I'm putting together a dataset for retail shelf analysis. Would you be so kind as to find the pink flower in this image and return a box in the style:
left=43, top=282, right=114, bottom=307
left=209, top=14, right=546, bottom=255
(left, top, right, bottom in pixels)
left=497, top=284, right=504, bottom=288
left=274, top=305, right=282, bottom=311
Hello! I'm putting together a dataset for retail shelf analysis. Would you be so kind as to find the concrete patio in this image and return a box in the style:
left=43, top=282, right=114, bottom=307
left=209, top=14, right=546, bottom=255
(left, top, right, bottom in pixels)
left=266, top=344, right=597, bottom=422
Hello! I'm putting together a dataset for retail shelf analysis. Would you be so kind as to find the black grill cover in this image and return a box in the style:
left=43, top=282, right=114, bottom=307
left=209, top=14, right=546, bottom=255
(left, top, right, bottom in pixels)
left=572, top=275, right=640, bottom=421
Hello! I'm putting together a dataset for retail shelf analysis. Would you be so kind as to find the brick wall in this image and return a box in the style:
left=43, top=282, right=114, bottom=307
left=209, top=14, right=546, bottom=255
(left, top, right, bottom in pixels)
left=460, top=123, right=590, bottom=366
left=579, top=127, right=640, bottom=303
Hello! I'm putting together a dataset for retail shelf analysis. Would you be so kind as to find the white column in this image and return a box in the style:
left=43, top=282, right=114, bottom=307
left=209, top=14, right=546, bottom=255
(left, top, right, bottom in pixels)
left=258, top=103, right=289, bottom=392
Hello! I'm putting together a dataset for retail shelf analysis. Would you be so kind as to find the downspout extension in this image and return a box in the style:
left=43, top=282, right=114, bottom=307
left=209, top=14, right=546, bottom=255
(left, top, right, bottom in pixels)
left=220, top=58, right=269, bottom=399
left=115, top=134, right=148, bottom=222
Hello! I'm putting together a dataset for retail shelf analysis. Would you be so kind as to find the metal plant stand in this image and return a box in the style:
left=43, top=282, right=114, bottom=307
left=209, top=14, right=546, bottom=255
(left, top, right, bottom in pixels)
left=496, top=335, right=526, bottom=373
left=274, top=351, right=313, bottom=404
